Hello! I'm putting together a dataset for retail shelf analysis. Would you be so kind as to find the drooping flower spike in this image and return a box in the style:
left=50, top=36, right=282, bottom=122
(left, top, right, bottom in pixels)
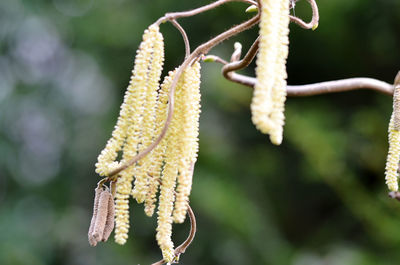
left=251, top=0, right=290, bottom=145
left=385, top=74, right=400, bottom=191
left=156, top=62, right=202, bottom=262
left=94, top=24, right=165, bottom=245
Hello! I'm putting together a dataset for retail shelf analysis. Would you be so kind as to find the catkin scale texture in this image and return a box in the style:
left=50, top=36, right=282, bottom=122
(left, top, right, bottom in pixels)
left=154, top=63, right=201, bottom=261
left=132, top=28, right=165, bottom=203
left=252, top=0, right=290, bottom=145
left=386, top=115, right=400, bottom=192
left=173, top=62, right=201, bottom=223
left=144, top=69, right=177, bottom=217
left=156, top=73, right=185, bottom=263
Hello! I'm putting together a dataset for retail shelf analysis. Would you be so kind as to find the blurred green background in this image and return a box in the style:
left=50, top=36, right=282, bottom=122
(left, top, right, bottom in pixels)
left=0, top=0, right=400, bottom=264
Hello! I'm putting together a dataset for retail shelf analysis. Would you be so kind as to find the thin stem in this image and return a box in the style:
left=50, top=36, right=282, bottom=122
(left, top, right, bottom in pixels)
left=222, top=37, right=259, bottom=81
left=222, top=0, right=318, bottom=84
left=170, top=19, right=190, bottom=59
left=174, top=204, right=197, bottom=256
left=156, top=0, right=258, bottom=25
left=287, top=78, right=394, bottom=96
left=151, top=204, right=197, bottom=265
left=289, top=0, right=319, bottom=30
left=221, top=39, right=395, bottom=95
left=108, top=14, right=260, bottom=178
left=222, top=71, right=395, bottom=96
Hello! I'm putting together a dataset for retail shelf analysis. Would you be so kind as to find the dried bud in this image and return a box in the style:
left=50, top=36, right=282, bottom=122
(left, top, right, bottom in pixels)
left=102, top=192, right=115, bottom=241
left=88, top=187, right=102, bottom=246
left=92, top=189, right=111, bottom=241
left=88, top=187, right=115, bottom=246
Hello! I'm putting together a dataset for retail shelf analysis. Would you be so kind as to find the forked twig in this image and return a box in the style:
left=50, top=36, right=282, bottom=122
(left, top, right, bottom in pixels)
left=222, top=37, right=260, bottom=85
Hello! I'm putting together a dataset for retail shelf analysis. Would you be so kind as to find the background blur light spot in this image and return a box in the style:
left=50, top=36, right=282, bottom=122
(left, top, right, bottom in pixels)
left=53, top=0, right=94, bottom=17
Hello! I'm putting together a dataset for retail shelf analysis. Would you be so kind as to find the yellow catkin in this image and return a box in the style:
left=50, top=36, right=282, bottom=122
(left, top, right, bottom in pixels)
left=144, top=69, right=177, bottom=217
left=95, top=26, right=156, bottom=176
left=385, top=80, right=400, bottom=191
left=114, top=172, right=131, bottom=245
left=251, top=0, right=290, bottom=145
left=156, top=73, right=186, bottom=263
left=268, top=0, right=290, bottom=145
left=132, top=26, right=165, bottom=203
left=386, top=114, right=400, bottom=191
left=112, top=25, right=162, bottom=245
left=173, top=62, right=201, bottom=223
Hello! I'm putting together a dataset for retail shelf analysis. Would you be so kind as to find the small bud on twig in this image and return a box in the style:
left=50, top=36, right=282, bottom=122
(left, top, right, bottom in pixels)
left=245, top=5, right=258, bottom=13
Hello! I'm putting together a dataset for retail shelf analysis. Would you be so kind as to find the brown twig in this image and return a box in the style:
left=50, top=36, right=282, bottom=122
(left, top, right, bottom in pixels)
left=289, top=0, right=319, bottom=30
left=170, top=19, right=190, bottom=60
left=222, top=37, right=260, bottom=85
left=151, top=204, right=197, bottom=265
left=220, top=43, right=396, bottom=96
left=221, top=0, right=319, bottom=85
left=225, top=73, right=394, bottom=96
left=155, top=0, right=258, bottom=25
left=286, top=78, right=394, bottom=96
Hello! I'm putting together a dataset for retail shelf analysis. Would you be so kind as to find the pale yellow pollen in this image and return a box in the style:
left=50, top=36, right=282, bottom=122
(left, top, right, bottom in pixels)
left=251, top=0, right=290, bottom=145
left=156, top=71, right=186, bottom=263
left=95, top=25, right=157, bottom=176
left=385, top=114, right=400, bottom=192
left=94, top=25, right=164, bottom=245
left=173, top=62, right=201, bottom=223
left=114, top=171, right=131, bottom=245
left=144, top=69, right=177, bottom=217
left=132, top=26, right=165, bottom=203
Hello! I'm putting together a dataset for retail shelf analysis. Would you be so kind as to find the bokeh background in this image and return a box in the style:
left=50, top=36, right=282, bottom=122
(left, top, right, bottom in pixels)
left=1, top=0, right=400, bottom=264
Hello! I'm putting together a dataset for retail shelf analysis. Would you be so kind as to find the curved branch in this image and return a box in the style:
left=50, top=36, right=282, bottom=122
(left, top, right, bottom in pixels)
left=223, top=72, right=395, bottom=96
left=287, top=78, right=394, bottom=96
left=174, top=205, right=197, bottom=257
left=222, top=37, right=259, bottom=80
left=151, top=204, right=197, bottom=265
left=289, top=0, right=319, bottom=30
left=170, top=19, right=190, bottom=59
left=156, top=0, right=258, bottom=25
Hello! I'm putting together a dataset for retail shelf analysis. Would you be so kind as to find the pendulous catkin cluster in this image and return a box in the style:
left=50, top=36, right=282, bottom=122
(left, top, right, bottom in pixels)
left=251, top=0, right=290, bottom=145
left=156, top=62, right=201, bottom=261
left=94, top=24, right=202, bottom=263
